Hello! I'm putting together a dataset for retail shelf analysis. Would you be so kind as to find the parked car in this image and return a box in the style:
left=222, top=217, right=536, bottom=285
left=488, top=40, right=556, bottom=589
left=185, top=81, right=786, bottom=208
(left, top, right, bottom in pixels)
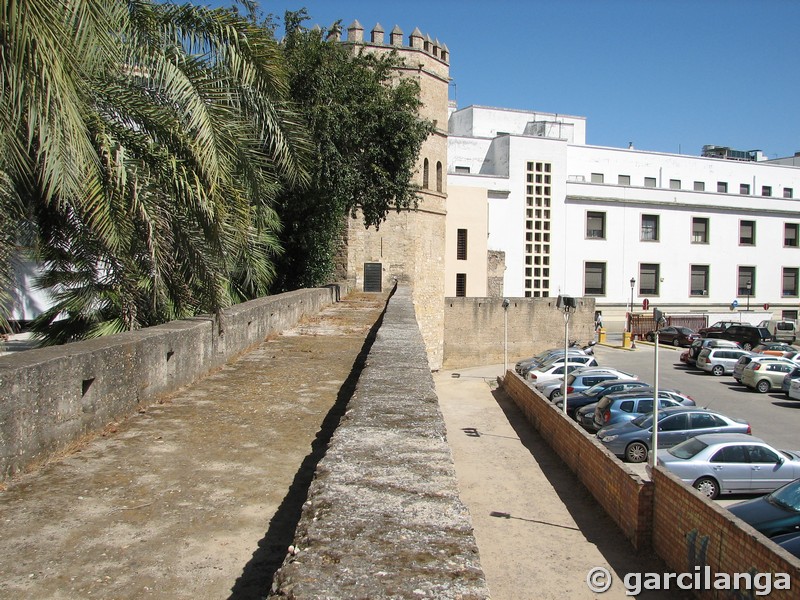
left=525, top=361, right=588, bottom=383
left=590, top=389, right=696, bottom=432
left=707, top=324, right=775, bottom=351
left=771, top=532, right=800, bottom=558
left=758, top=319, right=798, bottom=344
left=658, top=434, right=800, bottom=499
left=696, top=347, right=753, bottom=376
left=536, top=367, right=635, bottom=400
left=554, top=378, right=650, bottom=419
left=753, top=342, right=797, bottom=356
left=698, top=320, right=739, bottom=337
left=523, top=354, right=598, bottom=379
left=781, top=351, right=800, bottom=365
left=728, top=477, right=800, bottom=537
left=645, top=326, right=699, bottom=347
left=732, top=354, right=785, bottom=384
left=515, top=348, right=586, bottom=375
left=781, top=367, right=800, bottom=395
left=741, top=358, right=795, bottom=393
left=596, top=406, right=751, bottom=463
left=686, top=338, right=741, bottom=366
left=788, top=377, right=800, bottom=402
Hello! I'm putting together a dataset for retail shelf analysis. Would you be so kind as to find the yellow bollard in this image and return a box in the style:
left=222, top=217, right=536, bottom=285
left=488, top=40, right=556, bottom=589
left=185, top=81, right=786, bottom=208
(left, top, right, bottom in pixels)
left=622, top=331, right=632, bottom=348
left=598, top=328, right=607, bottom=344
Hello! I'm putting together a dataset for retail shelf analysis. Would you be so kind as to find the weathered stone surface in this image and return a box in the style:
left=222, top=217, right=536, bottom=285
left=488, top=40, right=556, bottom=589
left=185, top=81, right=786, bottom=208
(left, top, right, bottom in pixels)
left=270, top=286, right=490, bottom=599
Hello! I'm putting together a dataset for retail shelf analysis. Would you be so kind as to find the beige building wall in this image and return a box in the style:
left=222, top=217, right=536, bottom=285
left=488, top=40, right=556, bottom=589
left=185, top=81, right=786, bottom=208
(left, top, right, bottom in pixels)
left=445, top=185, right=489, bottom=297
left=342, top=23, right=450, bottom=370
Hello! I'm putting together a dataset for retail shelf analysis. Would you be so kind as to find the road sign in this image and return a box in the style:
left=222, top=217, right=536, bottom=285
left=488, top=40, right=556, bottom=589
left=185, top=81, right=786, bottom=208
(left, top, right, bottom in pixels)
left=642, top=298, right=650, bottom=310
left=732, top=300, right=739, bottom=308
left=764, top=303, right=770, bottom=310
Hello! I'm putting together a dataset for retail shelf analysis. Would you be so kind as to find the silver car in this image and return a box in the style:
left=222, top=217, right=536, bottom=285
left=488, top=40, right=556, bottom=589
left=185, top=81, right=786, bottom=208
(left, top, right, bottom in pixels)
left=597, top=406, right=751, bottom=463
left=658, top=433, right=800, bottom=499
left=536, top=367, right=635, bottom=400
left=696, top=347, right=752, bottom=376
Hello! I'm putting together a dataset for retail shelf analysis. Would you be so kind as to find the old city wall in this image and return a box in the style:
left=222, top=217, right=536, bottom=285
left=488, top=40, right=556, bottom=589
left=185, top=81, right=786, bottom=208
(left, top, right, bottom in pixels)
left=502, top=372, right=800, bottom=597
left=270, top=285, right=489, bottom=599
left=0, top=284, right=349, bottom=480
left=442, top=296, right=595, bottom=369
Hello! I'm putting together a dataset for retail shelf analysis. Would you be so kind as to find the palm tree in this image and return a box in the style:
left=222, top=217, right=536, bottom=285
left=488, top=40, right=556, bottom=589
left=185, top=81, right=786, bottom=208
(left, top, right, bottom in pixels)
left=0, top=0, right=310, bottom=343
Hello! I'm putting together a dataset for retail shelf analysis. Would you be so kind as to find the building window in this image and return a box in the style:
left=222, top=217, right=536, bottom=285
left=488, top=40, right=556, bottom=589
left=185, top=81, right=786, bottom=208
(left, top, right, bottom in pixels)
left=436, top=161, right=443, bottom=192
left=692, top=217, right=709, bottom=244
left=762, top=185, right=772, bottom=197
left=618, top=175, right=630, bottom=186
left=785, top=223, right=799, bottom=247
left=669, top=179, right=681, bottom=190
left=586, top=211, right=606, bottom=239
left=584, top=262, right=606, bottom=295
left=693, top=181, right=705, bottom=191
left=455, top=273, right=467, bottom=297
left=644, top=177, right=656, bottom=188
left=641, top=214, right=659, bottom=241
left=690, top=265, right=709, bottom=296
left=454, top=166, right=470, bottom=174
left=639, top=263, right=660, bottom=295
left=783, top=268, right=799, bottom=297
left=738, top=266, right=755, bottom=296
left=456, top=228, right=468, bottom=260
left=739, top=220, right=756, bottom=245
left=740, top=183, right=750, bottom=195
left=423, top=158, right=429, bottom=188
left=591, top=173, right=604, bottom=184
left=785, top=188, right=794, bottom=199
left=717, top=181, right=728, bottom=193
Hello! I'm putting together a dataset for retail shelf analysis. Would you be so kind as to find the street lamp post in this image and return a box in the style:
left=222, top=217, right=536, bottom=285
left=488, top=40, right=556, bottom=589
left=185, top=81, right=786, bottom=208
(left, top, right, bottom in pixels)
left=502, top=298, right=510, bottom=375
left=629, top=277, right=636, bottom=331
left=556, top=295, right=576, bottom=414
left=746, top=280, right=752, bottom=311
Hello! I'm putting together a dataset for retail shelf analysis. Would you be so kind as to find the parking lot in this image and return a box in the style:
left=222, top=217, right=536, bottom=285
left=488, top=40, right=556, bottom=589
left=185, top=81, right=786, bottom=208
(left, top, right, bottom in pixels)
left=588, top=342, right=800, bottom=452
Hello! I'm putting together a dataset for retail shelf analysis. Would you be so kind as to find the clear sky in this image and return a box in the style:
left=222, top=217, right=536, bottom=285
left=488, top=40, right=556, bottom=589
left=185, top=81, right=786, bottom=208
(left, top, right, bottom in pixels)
left=204, top=0, right=800, bottom=159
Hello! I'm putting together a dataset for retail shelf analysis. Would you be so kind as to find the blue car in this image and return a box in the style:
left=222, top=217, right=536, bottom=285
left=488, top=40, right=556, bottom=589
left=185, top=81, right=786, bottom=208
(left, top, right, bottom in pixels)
left=728, top=478, right=800, bottom=538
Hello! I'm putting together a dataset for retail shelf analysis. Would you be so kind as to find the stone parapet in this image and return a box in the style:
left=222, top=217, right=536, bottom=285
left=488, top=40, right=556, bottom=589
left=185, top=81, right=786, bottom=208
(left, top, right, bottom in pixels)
left=270, top=285, right=489, bottom=599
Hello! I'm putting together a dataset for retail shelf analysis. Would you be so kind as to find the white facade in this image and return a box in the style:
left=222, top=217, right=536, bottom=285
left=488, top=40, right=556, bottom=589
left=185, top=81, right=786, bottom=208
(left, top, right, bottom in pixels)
left=445, top=104, right=800, bottom=330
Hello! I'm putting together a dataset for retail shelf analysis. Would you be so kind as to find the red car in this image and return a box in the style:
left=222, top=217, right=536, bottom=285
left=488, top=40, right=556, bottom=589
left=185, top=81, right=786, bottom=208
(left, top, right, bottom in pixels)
left=645, top=326, right=699, bottom=347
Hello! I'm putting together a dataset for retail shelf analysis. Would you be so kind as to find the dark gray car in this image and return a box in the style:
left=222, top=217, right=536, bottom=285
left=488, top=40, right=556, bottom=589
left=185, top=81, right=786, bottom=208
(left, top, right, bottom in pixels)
left=596, top=406, right=751, bottom=463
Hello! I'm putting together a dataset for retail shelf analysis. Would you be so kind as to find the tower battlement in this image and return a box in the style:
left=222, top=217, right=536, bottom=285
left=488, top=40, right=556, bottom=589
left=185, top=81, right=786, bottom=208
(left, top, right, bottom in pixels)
left=330, top=20, right=449, bottom=65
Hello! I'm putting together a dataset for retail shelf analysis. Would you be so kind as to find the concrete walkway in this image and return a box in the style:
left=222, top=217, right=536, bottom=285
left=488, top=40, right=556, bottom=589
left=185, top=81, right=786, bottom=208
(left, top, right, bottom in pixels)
left=434, top=364, right=688, bottom=600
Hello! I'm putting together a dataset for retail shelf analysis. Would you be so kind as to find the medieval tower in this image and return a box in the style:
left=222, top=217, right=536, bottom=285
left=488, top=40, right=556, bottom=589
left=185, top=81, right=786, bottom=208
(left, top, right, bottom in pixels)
left=339, top=21, right=450, bottom=370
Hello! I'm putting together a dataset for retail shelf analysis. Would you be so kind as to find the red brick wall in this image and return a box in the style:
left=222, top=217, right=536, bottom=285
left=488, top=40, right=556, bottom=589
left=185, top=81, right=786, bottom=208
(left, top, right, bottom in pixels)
left=502, top=372, right=653, bottom=550
left=652, top=466, right=800, bottom=599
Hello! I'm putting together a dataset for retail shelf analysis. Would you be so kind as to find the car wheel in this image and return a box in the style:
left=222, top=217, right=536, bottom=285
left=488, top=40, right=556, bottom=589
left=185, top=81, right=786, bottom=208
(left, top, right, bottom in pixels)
left=693, top=476, right=720, bottom=499
left=550, top=389, right=562, bottom=400
left=711, top=365, right=724, bottom=376
left=756, top=379, right=771, bottom=393
left=743, top=342, right=753, bottom=351
left=625, top=442, right=648, bottom=463
left=647, top=333, right=655, bottom=342
left=673, top=339, right=681, bottom=347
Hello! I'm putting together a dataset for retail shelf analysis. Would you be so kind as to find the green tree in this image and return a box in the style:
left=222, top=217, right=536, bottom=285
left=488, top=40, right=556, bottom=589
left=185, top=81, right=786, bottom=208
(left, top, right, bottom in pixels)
left=0, top=0, right=311, bottom=343
left=271, top=10, right=432, bottom=291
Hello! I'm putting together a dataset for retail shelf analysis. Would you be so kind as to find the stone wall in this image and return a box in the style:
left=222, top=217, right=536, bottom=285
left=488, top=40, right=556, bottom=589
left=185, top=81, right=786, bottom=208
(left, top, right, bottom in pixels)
left=270, top=286, right=489, bottom=599
left=0, top=284, right=349, bottom=480
left=442, top=295, right=595, bottom=369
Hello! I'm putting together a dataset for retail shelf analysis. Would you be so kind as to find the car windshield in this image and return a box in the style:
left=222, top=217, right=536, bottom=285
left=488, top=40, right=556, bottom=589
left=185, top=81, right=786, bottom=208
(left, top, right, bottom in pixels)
left=667, top=437, right=708, bottom=459
left=767, top=481, right=800, bottom=512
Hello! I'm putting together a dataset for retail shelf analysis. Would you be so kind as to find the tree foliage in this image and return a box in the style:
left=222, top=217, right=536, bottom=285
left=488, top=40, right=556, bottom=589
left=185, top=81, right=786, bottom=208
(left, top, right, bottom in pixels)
left=270, top=10, right=433, bottom=291
left=0, top=0, right=311, bottom=343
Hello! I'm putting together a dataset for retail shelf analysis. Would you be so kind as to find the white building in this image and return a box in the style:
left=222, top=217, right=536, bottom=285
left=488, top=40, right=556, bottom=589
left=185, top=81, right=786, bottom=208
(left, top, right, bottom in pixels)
left=445, top=104, right=800, bottom=331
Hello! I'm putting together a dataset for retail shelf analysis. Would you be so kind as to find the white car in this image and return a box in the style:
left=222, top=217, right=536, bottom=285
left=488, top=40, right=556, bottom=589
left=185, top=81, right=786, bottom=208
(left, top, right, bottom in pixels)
left=525, top=362, right=587, bottom=384
left=535, top=366, right=635, bottom=400
left=696, top=347, right=752, bottom=376
left=788, top=378, right=800, bottom=401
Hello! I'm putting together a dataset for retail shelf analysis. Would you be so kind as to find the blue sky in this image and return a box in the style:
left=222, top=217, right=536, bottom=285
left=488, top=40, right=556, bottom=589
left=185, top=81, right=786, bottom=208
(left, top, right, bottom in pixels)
left=204, top=0, right=800, bottom=159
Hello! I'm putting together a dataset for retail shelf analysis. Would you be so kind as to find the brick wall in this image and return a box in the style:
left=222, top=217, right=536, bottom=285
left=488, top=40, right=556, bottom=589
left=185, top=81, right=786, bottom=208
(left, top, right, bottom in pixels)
left=502, top=372, right=652, bottom=549
left=652, top=466, right=800, bottom=599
